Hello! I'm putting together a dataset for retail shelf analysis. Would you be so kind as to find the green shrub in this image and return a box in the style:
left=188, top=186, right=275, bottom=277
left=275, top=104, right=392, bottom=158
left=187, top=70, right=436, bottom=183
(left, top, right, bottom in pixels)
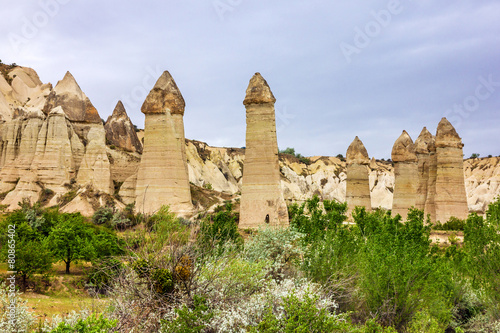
left=151, top=268, right=174, bottom=295
left=92, top=206, right=114, bottom=225
left=196, top=203, right=242, bottom=257
left=434, top=216, right=466, bottom=231
left=486, top=196, right=500, bottom=227
left=86, top=258, right=124, bottom=295
left=161, top=295, right=213, bottom=332
left=289, top=195, right=347, bottom=243
left=245, top=227, right=304, bottom=275
left=48, top=314, right=117, bottom=332
left=249, top=292, right=352, bottom=333
left=132, top=258, right=150, bottom=278
left=357, top=208, right=452, bottom=330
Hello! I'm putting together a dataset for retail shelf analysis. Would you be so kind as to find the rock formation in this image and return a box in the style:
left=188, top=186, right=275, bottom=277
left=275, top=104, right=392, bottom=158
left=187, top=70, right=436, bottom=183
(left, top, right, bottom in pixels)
left=414, top=127, right=434, bottom=211
left=76, top=126, right=112, bottom=194
left=135, top=71, right=193, bottom=215
left=346, top=136, right=371, bottom=216
left=104, top=101, right=143, bottom=153
left=391, top=130, right=418, bottom=220
left=434, top=118, right=469, bottom=222
left=0, top=113, right=45, bottom=192
left=424, top=139, right=438, bottom=221
left=465, top=156, right=500, bottom=213
left=43, top=71, right=102, bottom=141
left=239, top=73, right=289, bottom=228
left=31, top=106, right=81, bottom=194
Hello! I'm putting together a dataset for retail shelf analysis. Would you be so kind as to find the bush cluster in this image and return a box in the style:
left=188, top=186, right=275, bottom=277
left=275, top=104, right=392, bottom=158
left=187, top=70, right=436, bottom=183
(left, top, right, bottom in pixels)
left=3, top=198, right=500, bottom=332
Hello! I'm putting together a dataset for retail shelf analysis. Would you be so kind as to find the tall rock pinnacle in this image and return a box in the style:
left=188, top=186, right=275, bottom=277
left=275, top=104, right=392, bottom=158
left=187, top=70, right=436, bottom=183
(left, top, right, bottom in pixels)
left=135, top=71, right=192, bottom=216
left=105, top=101, right=143, bottom=153
left=346, top=136, right=371, bottom=216
left=391, top=130, right=418, bottom=220
left=414, top=127, right=434, bottom=212
left=434, top=117, right=468, bottom=222
left=239, top=73, right=289, bottom=228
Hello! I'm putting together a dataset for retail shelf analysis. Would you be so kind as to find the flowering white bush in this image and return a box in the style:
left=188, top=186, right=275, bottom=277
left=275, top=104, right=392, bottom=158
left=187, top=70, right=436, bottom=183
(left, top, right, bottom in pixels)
left=0, top=281, right=35, bottom=333
left=207, top=278, right=338, bottom=332
left=40, top=309, right=91, bottom=332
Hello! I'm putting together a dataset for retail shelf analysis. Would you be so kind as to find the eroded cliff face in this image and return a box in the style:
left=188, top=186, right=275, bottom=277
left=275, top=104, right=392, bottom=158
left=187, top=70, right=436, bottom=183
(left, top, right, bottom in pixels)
left=0, top=66, right=114, bottom=210
left=113, top=139, right=499, bottom=217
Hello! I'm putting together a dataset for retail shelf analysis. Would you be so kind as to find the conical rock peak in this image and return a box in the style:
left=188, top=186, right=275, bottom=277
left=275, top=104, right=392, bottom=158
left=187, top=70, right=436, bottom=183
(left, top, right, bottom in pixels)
left=243, top=73, right=276, bottom=105
left=392, top=130, right=417, bottom=162
left=414, top=127, right=435, bottom=154
left=141, top=71, right=185, bottom=115
left=436, top=117, right=463, bottom=148
left=346, top=136, right=369, bottom=165
left=110, top=101, right=127, bottom=119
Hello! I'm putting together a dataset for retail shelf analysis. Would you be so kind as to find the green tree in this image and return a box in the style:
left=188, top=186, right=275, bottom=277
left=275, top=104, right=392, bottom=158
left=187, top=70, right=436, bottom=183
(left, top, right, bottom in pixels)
left=14, top=239, right=52, bottom=291
left=0, top=210, right=53, bottom=291
left=357, top=208, right=452, bottom=330
left=46, top=214, right=98, bottom=274
left=279, top=147, right=296, bottom=155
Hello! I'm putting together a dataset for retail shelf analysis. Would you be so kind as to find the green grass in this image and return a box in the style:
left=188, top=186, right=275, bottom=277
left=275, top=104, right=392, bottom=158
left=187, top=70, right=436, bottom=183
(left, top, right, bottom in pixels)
left=22, top=293, right=109, bottom=318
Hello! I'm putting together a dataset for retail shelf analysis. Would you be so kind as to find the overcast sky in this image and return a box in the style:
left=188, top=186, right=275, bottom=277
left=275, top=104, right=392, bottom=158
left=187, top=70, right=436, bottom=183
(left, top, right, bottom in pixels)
left=1, top=1, right=499, bottom=158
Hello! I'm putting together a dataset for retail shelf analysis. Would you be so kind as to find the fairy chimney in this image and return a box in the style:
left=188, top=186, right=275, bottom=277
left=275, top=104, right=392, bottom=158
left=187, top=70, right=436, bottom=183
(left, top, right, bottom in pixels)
left=346, top=136, right=371, bottom=216
left=414, top=127, right=434, bottom=211
left=135, top=71, right=192, bottom=216
left=239, top=73, right=289, bottom=228
left=434, top=118, right=468, bottom=222
left=391, top=130, right=418, bottom=220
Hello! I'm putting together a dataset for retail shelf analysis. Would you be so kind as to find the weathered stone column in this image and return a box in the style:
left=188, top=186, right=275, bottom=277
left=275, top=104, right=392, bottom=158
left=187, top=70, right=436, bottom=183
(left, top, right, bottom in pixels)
left=425, top=140, right=437, bottom=222
left=414, top=127, right=434, bottom=211
left=346, top=136, right=371, bottom=216
left=239, top=73, right=289, bottom=228
left=391, top=130, right=418, bottom=220
left=435, top=117, right=468, bottom=222
left=135, top=71, right=193, bottom=216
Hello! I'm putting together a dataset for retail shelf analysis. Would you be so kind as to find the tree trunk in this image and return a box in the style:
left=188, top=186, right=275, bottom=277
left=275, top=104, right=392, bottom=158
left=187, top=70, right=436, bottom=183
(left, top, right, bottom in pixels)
left=22, top=274, right=27, bottom=292
left=66, top=248, right=71, bottom=274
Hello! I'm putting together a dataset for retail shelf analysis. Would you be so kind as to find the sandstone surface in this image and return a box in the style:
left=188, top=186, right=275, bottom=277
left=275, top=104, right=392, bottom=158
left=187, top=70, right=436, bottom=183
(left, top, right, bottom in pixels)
left=425, top=140, right=437, bottom=221
left=414, top=127, right=434, bottom=211
left=391, top=130, right=418, bottom=220
left=43, top=71, right=101, bottom=141
left=31, top=106, right=80, bottom=194
left=105, top=101, right=143, bottom=153
left=135, top=71, right=193, bottom=215
left=239, top=73, right=289, bottom=228
left=346, top=136, right=371, bottom=216
left=76, top=126, right=112, bottom=194
left=434, top=118, right=469, bottom=222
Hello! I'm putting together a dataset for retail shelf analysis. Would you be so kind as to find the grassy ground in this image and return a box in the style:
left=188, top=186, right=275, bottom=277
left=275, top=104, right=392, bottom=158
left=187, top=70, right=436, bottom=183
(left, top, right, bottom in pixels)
left=2, top=261, right=110, bottom=323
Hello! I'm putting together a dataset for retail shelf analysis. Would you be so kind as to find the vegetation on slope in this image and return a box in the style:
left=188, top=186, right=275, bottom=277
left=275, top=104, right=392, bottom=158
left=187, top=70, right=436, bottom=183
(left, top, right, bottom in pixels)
left=0, top=197, right=499, bottom=332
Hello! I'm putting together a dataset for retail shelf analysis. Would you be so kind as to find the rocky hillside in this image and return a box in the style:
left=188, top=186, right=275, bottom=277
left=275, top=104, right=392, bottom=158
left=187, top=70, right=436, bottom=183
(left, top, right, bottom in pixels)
left=0, top=63, right=498, bottom=216
left=112, top=138, right=499, bottom=215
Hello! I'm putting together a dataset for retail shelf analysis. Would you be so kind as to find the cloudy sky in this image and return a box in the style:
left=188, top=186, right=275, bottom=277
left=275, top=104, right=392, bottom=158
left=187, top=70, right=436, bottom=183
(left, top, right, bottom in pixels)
left=1, top=1, right=499, bottom=159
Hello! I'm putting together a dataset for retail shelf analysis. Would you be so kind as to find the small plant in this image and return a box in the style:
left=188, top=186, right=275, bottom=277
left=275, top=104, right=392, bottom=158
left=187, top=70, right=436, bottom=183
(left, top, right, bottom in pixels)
left=58, top=190, right=77, bottom=206
left=470, top=153, right=480, bottom=159
left=132, top=258, right=151, bottom=278
left=47, top=314, right=118, bottom=332
left=151, top=268, right=175, bottom=295
left=162, top=295, right=213, bottom=332
left=196, top=202, right=242, bottom=256
left=202, top=182, right=213, bottom=190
